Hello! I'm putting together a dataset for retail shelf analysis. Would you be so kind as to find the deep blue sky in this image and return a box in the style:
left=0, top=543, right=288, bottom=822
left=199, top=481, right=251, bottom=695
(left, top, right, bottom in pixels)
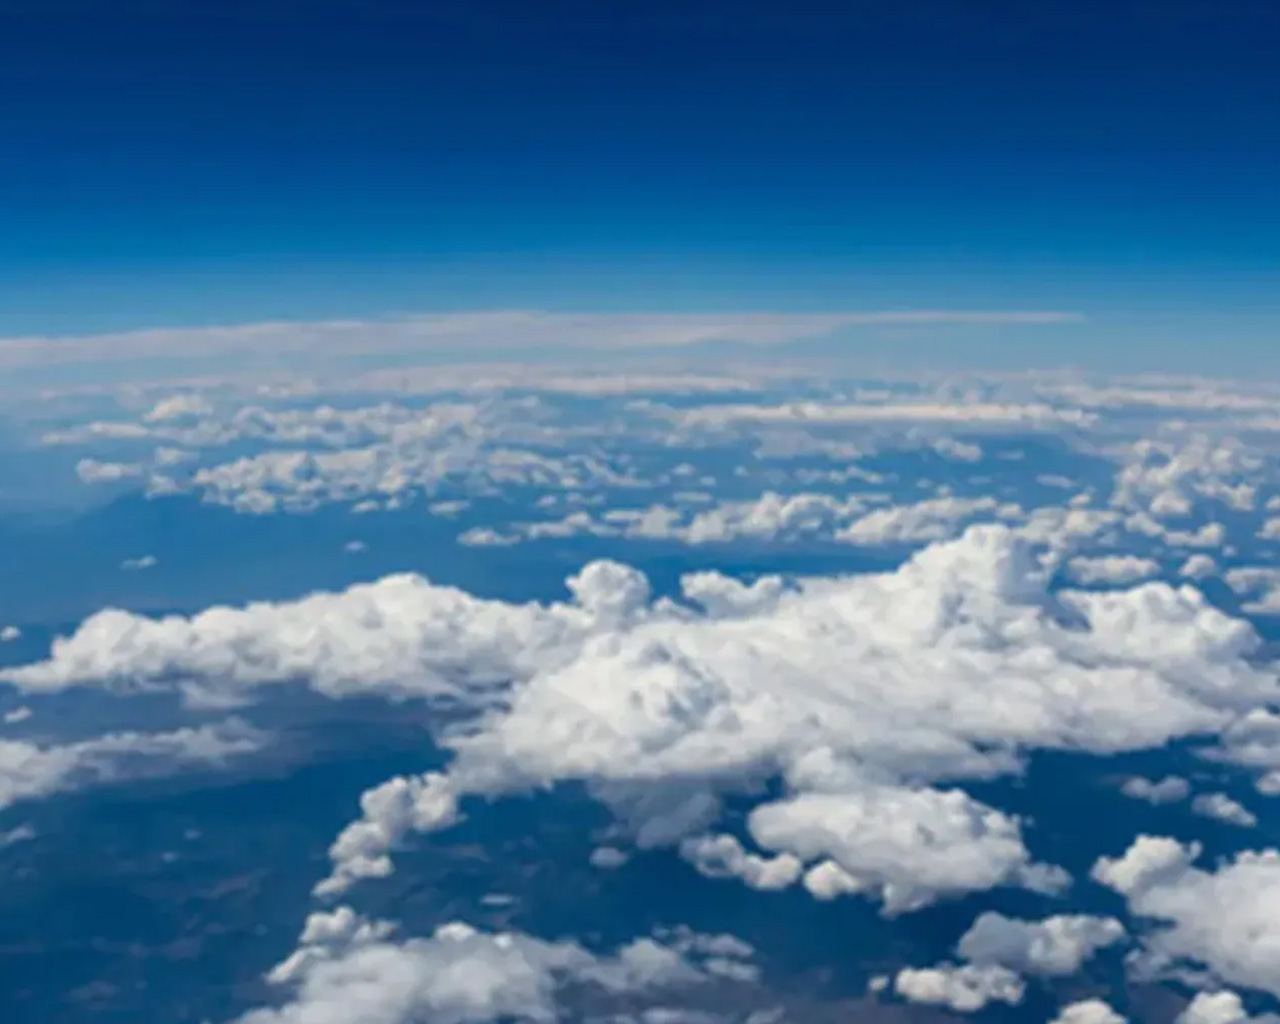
left=1, top=0, right=1278, bottom=358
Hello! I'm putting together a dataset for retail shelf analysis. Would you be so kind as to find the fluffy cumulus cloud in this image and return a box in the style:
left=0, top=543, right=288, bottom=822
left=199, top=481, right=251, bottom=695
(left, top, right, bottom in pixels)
left=236, top=906, right=755, bottom=1024
left=891, top=963, right=1025, bottom=1012
left=15, top=512, right=1280, bottom=1021
left=1225, top=569, right=1280, bottom=615
left=320, top=526, right=1276, bottom=902
left=955, top=912, right=1125, bottom=976
left=22, top=354, right=1280, bottom=1024
left=741, top=786, right=1067, bottom=914
left=16, top=524, right=1279, bottom=922
left=1110, top=436, right=1263, bottom=519
left=1209, top=709, right=1280, bottom=795
left=1050, top=999, right=1127, bottom=1024
left=880, top=911, right=1126, bottom=1016
left=5, top=571, right=607, bottom=706
left=1177, top=990, right=1280, bottom=1024
left=1180, top=555, right=1219, bottom=580
left=1190, top=792, right=1258, bottom=828
left=1093, top=837, right=1280, bottom=998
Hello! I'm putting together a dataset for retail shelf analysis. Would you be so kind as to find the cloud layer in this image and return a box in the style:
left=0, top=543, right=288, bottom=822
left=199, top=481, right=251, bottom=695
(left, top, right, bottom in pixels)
left=12, top=524, right=1279, bottom=929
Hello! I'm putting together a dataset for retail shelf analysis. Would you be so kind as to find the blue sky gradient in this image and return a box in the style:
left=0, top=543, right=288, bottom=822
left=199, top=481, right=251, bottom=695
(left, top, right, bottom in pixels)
left=1, top=0, right=1278, bottom=367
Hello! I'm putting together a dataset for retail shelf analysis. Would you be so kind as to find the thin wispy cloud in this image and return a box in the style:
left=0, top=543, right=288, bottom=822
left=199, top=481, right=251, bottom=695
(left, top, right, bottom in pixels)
left=0, top=309, right=1083, bottom=375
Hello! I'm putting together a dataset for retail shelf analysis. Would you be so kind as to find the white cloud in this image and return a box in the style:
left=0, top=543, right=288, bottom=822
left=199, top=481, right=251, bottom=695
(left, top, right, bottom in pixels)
left=1191, top=792, right=1258, bottom=828
left=13, top=525, right=1280, bottom=920
left=1013, top=505, right=1123, bottom=549
left=589, top=846, right=629, bottom=870
left=310, top=524, right=1275, bottom=899
left=1125, top=513, right=1228, bottom=550
left=458, top=527, right=517, bottom=548
left=0, top=625, right=19, bottom=642
left=1034, top=379, right=1280, bottom=414
left=892, top=963, right=1024, bottom=1012
left=76, top=458, right=145, bottom=484
left=1225, top=569, right=1280, bottom=614
left=1111, top=437, right=1263, bottom=520
left=1050, top=999, right=1127, bottom=1024
left=1259, top=519, right=1280, bottom=540
left=1093, top=836, right=1280, bottom=998
left=486, top=491, right=1075, bottom=552
left=238, top=908, right=753, bottom=1024
left=931, top=437, right=984, bottom=462
left=0, top=823, right=35, bottom=848
left=955, top=912, right=1125, bottom=976
left=1121, top=776, right=1190, bottom=805
left=679, top=834, right=802, bottom=893
left=741, top=787, right=1065, bottom=915
left=316, top=773, right=462, bottom=894
left=672, top=401, right=1095, bottom=430
left=0, top=720, right=264, bottom=814
left=121, top=554, right=158, bottom=571
left=835, top=496, right=1021, bottom=546
left=1180, top=555, right=1219, bottom=580
left=1205, top=710, right=1280, bottom=793
left=486, top=492, right=877, bottom=548
left=52, top=396, right=647, bottom=513
left=0, top=310, right=1082, bottom=378
left=184, top=442, right=635, bottom=515
left=3, top=706, right=32, bottom=725
left=144, top=394, right=215, bottom=422
left=6, top=571, right=603, bottom=705
left=1067, top=555, right=1160, bottom=586
left=1177, top=990, right=1280, bottom=1024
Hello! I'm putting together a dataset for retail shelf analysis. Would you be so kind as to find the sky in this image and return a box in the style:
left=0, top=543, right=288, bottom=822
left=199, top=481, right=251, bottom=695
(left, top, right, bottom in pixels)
left=1, top=0, right=1278, bottom=370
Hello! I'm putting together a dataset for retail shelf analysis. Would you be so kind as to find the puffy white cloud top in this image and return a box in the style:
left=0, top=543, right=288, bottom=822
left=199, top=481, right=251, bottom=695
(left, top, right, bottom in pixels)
left=892, top=962, right=1025, bottom=1012
left=1094, top=837, right=1280, bottom=998
left=1050, top=999, right=1128, bottom=1024
left=12, top=525, right=1280, bottom=920
left=1176, top=989, right=1280, bottom=1024
left=955, top=912, right=1126, bottom=976
left=239, top=907, right=755, bottom=1024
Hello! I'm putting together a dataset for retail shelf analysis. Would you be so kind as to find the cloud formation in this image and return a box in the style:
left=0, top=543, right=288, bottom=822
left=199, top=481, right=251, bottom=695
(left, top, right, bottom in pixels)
left=1050, top=999, right=1127, bottom=1024
left=1093, top=836, right=1280, bottom=998
left=237, top=908, right=756, bottom=1024
left=14, top=525, right=1280, bottom=925
left=0, top=310, right=1082, bottom=378
left=892, top=963, right=1025, bottom=1012
left=0, top=720, right=264, bottom=814
left=1067, top=554, right=1160, bottom=586
left=955, top=912, right=1125, bottom=976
